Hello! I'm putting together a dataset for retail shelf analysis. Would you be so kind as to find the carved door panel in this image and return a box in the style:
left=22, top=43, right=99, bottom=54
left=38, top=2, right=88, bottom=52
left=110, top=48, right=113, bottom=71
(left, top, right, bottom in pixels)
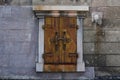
left=43, top=16, right=78, bottom=72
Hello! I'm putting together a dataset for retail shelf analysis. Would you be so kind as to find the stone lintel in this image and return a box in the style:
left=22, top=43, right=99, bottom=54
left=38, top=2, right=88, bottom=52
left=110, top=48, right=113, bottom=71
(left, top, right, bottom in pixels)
left=33, top=5, right=89, bottom=17
left=33, top=5, right=89, bottom=11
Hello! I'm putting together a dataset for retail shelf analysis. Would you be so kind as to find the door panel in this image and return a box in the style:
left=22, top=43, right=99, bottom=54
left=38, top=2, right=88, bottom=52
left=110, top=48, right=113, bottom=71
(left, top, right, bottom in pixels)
left=60, top=17, right=77, bottom=64
left=44, top=17, right=60, bottom=64
left=43, top=16, right=78, bottom=72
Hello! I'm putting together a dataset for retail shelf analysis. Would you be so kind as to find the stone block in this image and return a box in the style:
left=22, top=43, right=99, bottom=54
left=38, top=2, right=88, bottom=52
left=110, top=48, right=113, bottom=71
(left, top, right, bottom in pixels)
left=3, top=30, right=32, bottom=42
left=84, top=55, right=94, bottom=66
left=94, top=55, right=106, bottom=67
left=9, top=54, right=35, bottom=68
left=10, top=0, right=20, bottom=5
left=107, top=0, right=120, bottom=6
left=0, top=41, right=5, bottom=54
left=98, top=43, right=120, bottom=54
left=11, top=6, right=33, bottom=19
left=103, top=19, right=120, bottom=31
left=83, top=30, right=95, bottom=42
left=95, top=67, right=112, bottom=76
left=0, top=6, right=36, bottom=30
left=84, top=7, right=120, bottom=30
left=0, top=46, right=4, bottom=54
left=32, top=0, right=57, bottom=5
left=0, top=7, right=2, bottom=17
left=92, top=0, right=108, bottom=7
left=35, top=73, right=62, bottom=79
left=19, top=0, right=32, bottom=5
left=32, top=0, right=45, bottom=5
left=84, top=54, right=106, bottom=67
left=103, top=7, right=120, bottom=19
left=106, top=55, right=120, bottom=66
left=96, top=67, right=120, bottom=76
left=84, top=42, right=120, bottom=54
left=36, top=63, right=43, bottom=72
left=32, top=0, right=91, bottom=5
left=62, top=67, right=94, bottom=79
left=0, top=17, right=35, bottom=30
left=90, top=7, right=120, bottom=19
left=0, top=55, right=9, bottom=67
left=105, top=31, right=120, bottom=42
left=0, top=30, right=5, bottom=41
left=0, top=67, right=10, bottom=76
left=92, top=0, right=120, bottom=7
left=8, top=67, right=35, bottom=76
left=84, top=30, right=120, bottom=42
left=0, top=6, right=12, bottom=18
left=83, top=43, right=95, bottom=54
left=77, top=62, right=85, bottom=71
left=0, top=17, right=27, bottom=29
left=84, top=18, right=93, bottom=30
left=10, top=0, right=32, bottom=5
left=4, top=42, right=31, bottom=54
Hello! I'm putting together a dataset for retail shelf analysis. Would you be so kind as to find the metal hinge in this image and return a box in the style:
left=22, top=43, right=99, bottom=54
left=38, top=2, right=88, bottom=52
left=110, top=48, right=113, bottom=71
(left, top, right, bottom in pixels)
left=42, top=25, right=45, bottom=30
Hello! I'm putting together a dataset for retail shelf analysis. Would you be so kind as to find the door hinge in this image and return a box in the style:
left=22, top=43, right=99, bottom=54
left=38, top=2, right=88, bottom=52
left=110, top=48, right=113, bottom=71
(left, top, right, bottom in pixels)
left=69, top=24, right=79, bottom=29
left=42, top=25, right=45, bottom=30
left=76, top=25, right=79, bottom=29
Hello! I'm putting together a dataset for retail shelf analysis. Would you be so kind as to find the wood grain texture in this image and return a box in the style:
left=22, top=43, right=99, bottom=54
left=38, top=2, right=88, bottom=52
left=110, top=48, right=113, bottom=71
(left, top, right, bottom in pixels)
left=44, top=16, right=78, bottom=72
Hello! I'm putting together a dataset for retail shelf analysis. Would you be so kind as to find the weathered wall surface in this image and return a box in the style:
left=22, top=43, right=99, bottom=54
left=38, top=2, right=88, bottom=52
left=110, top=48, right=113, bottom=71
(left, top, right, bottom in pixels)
left=0, top=0, right=120, bottom=78
left=0, top=6, right=39, bottom=78
left=84, top=0, right=120, bottom=76
left=0, top=0, right=32, bottom=5
left=0, top=5, right=93, bottom=80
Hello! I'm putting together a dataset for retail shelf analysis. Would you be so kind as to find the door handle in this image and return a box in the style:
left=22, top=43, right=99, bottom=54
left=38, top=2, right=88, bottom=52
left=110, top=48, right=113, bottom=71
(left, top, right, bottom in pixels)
left=62, top=31, right=70, bottom=51
left=50, top=32, right=59, bottom=51
left=50, top=31, right=70, bottom=51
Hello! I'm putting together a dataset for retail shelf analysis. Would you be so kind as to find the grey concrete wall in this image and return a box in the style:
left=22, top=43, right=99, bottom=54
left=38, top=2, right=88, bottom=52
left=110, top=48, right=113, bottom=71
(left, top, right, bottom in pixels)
left=0, top=6, right=39, bottom=78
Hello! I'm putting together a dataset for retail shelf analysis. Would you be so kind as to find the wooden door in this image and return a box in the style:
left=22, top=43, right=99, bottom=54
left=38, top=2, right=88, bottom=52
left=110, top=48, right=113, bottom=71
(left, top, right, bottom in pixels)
left=43, top=16, right=78, bottom=72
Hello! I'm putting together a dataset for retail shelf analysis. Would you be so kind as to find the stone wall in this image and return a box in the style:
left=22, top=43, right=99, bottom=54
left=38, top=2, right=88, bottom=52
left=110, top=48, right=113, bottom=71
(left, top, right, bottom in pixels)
left=84, top=0, right=120, bottom=76
left=0, top=0, right=120, bottom=78
left=0, top=0, right=32, bottom=5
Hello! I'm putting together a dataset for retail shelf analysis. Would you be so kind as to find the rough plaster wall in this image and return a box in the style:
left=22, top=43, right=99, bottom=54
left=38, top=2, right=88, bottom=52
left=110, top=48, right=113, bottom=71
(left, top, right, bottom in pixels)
left=0, top=6, right=39, bottom=78
left=0, top=0, right=120, bottom=78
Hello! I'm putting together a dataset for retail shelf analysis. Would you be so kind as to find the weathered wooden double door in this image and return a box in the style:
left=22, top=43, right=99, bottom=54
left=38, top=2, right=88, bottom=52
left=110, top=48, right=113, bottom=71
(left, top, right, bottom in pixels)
left=43, top=16, right=78, bottom=72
